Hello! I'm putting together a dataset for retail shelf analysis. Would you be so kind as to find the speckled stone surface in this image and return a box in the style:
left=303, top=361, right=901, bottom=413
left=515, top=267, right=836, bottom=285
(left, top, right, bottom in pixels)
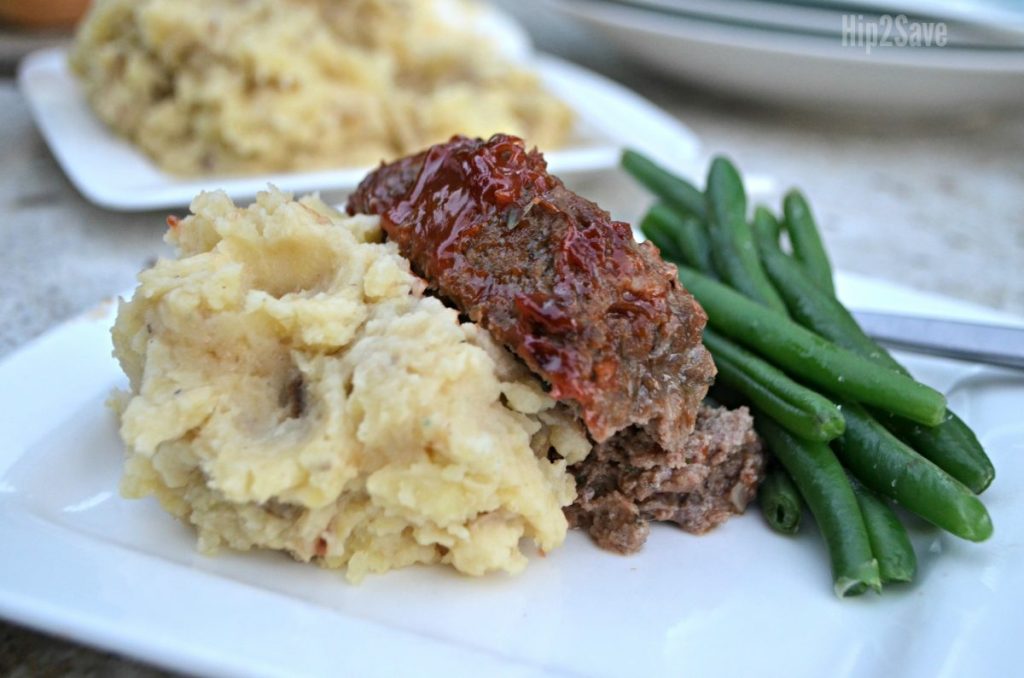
left=0, top=88, right=172, bottom=359
left=1, top=26, right=1023, bottom=677
left=0, top=623, right=170, bottom=678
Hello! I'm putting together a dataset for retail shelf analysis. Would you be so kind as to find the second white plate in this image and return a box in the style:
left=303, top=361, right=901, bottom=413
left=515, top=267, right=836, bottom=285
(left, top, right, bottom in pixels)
left=17, top=47, right=701, bottom=212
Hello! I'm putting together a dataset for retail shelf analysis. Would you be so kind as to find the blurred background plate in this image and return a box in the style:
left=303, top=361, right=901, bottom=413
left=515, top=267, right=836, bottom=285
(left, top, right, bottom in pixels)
left=17, top=46, right=700, bottom=210
left=613, top=0, right=1024, bottom=45
left=15, top=2, right=702, bottom=211
left=536, top=0, right=1024, bottom=114
left=808, top=0, right=1024, bottom=39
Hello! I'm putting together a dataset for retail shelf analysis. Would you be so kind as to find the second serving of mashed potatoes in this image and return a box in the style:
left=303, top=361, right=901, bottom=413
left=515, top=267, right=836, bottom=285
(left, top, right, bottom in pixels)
left=71, top=0, right=573, bottom=175
left=111, top=188, right=590, bottom=582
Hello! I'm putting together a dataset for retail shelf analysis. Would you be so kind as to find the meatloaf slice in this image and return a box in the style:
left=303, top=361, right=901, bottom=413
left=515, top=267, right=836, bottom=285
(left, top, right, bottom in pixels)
left=348, top=134, right=715, bottom=449
left=566, top=405, right=764, bottom=553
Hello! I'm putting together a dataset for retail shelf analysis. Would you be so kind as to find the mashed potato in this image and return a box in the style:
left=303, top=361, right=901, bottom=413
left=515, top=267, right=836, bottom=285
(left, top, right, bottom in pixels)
left=111, top=188, right=590, bottom=582
left=71, top=0, right=573, bottom=175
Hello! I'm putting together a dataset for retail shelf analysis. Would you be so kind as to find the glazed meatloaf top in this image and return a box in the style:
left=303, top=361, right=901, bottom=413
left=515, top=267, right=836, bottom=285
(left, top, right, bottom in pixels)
left=348, top=134, right=715, bottom=448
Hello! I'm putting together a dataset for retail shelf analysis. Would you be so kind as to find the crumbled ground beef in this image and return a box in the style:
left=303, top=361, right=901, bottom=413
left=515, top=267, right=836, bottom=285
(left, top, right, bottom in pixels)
left=566, top=405, right=765, bottom=553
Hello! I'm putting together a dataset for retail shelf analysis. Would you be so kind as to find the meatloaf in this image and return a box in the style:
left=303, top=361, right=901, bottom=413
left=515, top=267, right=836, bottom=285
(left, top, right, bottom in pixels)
left=348, top=134, right=716, bottom=450
left=347, top=134, right=763, bottom=553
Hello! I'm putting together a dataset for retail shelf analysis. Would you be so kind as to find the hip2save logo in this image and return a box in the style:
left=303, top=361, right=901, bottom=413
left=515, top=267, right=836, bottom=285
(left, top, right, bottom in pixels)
left=842, top=14, right=949, bottom=54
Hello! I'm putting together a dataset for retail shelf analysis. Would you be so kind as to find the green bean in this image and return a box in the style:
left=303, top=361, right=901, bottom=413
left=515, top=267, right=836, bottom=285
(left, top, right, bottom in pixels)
left=759, top=465, right=803, bottom=535
left=640, top=204, right=685, bottom=262
left=754, top=225, right=893, bottom=365
left=705, top=157, right=789, bottom=314
left=753, top=231, right=995, bottom=492
left=849, top=477, right=917, bottom=583
left=674, top=215, right=716, bottom=277
left=621, top=150, right=706, bottom=221
left=641, top=202, right=716, bottom=275
left=783, top=189, right=835, bottom=295
left=876, top=411, right=994, bottom=494
left=704, top=329, right=844, bottom=442
left=676, top=265, right=948, bottom=426
left=756, top=416, right=880, bottom=597
left=834, top=403, right=993, bottom=542
left=753, top=205, right=781, bottom=248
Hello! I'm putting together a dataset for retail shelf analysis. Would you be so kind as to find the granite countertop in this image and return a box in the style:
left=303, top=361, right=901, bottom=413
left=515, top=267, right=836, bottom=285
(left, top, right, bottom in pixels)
left=1, top=27, right=1023, bottom=678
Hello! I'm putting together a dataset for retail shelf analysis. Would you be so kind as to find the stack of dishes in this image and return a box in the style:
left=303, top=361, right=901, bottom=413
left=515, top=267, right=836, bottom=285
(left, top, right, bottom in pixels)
left=542, top=0, right=1024, bottom=113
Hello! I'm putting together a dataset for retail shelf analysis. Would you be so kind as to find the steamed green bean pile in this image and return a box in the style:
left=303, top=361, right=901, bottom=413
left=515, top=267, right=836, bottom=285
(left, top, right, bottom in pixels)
left=622, top=149, right=995, bottom=598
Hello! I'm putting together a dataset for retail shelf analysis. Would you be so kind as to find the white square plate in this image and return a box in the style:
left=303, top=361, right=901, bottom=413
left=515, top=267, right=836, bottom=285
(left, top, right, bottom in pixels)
left=17, top=47, right=701, bottom=212
left=1, top=272, right=1022, bottom=677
